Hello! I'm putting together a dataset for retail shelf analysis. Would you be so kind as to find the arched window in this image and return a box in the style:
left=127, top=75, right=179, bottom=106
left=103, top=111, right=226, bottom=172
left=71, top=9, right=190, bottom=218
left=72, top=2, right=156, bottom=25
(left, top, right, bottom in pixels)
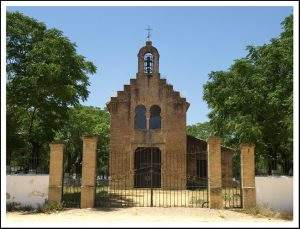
left=134, top=105, right=146, bottom=129
left=144, top=53, right=153, bottom=74
left=149, top=105, right=161, bottom=129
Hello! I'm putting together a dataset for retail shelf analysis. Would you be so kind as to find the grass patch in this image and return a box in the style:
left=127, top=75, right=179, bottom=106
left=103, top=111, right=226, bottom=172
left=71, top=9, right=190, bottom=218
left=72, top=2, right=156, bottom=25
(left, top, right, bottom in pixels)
left=62, top=191, right=81, bottom=208
left=234, top=204, right=293, bottom=221
left=36, top=201, right=64, bottom=214
left=6, top=202, right=34, bottom=212
left=189, top=196, right=208, bottom=207
left=6, top=200, right=64, bottom=214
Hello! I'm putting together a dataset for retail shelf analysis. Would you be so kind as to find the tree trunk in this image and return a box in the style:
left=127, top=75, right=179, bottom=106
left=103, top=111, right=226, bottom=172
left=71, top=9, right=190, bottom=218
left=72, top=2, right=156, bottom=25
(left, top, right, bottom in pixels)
left=267, top=158, right=272, bottom=175
left=7, top=149, right=12, bottom=167
left=30, top=141, right=40, bottom=173
left=283, top=159, right=292, bottom=175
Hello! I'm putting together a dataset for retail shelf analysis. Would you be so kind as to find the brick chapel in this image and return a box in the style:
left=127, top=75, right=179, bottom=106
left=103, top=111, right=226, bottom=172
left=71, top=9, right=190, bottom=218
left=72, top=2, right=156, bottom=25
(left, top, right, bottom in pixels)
left=107, top=39, right=234, bottom=190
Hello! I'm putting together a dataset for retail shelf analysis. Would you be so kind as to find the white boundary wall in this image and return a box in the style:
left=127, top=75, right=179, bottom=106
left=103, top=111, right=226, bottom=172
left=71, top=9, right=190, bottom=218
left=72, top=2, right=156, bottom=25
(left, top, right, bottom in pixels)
left=6, top=175, right=49, bottom=208
left=255, top=176, right=293, bottom=212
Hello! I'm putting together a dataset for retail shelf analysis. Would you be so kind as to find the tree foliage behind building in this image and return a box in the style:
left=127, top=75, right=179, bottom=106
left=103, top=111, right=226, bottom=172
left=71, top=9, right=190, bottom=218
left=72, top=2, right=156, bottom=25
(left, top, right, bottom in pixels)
left=203, top=14, right=293, bottom=175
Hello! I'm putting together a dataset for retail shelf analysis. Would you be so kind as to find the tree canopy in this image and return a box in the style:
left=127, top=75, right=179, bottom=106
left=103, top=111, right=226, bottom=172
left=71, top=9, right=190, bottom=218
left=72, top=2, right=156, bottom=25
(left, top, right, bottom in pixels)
left=6, top=12, right=97, bottom=172
left=187, top=122, right=212, bottom=140
left=203, top=14, right=293, bottom=175
left=55, top=105, right=110, bottom=176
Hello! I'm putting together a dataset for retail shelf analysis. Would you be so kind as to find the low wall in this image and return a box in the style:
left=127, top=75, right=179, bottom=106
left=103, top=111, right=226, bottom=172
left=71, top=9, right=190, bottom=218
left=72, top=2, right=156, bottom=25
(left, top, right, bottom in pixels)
left=255, top=176, right=293, bottom=212
left=6, top=175, right=49, bottom=208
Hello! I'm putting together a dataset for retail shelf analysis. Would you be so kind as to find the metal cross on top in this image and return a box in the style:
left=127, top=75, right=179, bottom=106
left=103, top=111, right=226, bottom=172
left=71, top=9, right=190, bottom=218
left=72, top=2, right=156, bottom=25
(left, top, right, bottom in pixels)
left=146, top=25, right=152, bottom=41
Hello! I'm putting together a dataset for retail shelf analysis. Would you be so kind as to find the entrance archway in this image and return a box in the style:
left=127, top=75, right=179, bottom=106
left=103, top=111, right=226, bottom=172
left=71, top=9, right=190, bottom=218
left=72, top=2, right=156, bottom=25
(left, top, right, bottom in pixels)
left=134, top=147, right=161, bottom=188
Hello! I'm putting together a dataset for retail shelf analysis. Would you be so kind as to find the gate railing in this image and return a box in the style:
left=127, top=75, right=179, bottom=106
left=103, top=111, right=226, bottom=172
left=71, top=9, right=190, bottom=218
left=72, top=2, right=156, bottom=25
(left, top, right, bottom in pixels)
left=222, top=178, right=242, bottom=208
left=62, top=173, right=81, bottom=208
left=48, top=138, right=256, bottom=210
left=94, top=175, right=209, bottom=208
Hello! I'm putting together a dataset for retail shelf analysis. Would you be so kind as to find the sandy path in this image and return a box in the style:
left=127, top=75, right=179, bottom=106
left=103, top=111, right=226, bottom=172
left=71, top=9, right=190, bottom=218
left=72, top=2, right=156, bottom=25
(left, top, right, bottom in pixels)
left=5, top=207, right=291, bottom=227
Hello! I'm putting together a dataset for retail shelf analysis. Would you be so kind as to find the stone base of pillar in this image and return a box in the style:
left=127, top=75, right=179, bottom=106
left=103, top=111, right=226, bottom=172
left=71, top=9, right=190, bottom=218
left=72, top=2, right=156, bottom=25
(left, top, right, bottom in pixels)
left=48, top=186, right=62, bottom=204
left=80, top=186, right=95, bottom=208
left=242, top=187, right=256, bottom=209
left=209, top=187, right=223, bottom=209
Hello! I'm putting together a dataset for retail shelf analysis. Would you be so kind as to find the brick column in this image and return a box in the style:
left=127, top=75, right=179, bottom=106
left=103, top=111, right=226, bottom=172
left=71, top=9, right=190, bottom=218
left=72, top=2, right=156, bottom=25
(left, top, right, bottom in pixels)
left=48, top=142, right=65, bottom=204
left=81, top=135, right=98, bottom=208
left=240, top=143, right=256, bottom=209
left=207, top=136, right=223, bottom=209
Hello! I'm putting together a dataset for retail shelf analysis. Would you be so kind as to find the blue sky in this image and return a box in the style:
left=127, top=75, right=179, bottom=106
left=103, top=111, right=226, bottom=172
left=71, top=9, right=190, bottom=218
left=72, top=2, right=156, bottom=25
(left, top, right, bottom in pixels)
left=7, top=6, right=292, bottom=125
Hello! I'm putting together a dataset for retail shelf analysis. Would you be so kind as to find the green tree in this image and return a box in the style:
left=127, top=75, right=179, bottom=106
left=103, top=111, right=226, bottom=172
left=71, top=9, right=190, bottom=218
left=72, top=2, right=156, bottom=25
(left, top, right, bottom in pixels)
left=55, top=105, right=110, bottom=176
left=6, top=12, right=97, bottom=171
left=203, top=14, right=293, bottom=175
left=187, top=122, right=212, bottom=140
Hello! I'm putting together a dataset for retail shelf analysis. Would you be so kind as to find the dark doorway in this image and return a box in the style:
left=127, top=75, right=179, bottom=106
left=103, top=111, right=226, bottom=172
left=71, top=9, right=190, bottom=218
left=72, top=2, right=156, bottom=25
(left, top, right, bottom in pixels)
left=134, top=147, right=161, bottom=188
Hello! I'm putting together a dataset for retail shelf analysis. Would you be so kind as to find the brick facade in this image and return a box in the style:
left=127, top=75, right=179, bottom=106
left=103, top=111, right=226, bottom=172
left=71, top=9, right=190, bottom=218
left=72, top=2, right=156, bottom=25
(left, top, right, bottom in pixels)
left=107, top=41, right=189, bottom=189
left=107, top=40, right=234, bottom=190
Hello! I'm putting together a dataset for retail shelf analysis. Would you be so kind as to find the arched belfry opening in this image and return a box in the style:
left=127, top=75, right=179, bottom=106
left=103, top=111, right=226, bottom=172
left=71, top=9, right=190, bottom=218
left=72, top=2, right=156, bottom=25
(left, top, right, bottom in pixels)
left=144, top=53, right=153, bottom=74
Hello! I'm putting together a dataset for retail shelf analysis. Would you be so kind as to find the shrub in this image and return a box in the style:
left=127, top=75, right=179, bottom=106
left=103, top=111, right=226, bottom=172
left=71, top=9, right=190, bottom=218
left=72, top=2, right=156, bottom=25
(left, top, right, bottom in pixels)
left=6, top=200, right=64, bottom=214
left=36, top=200, right=64, bottom=214
left=235, top=204, right=293, bottom=220
left=6, top=202, right=34, bottom=212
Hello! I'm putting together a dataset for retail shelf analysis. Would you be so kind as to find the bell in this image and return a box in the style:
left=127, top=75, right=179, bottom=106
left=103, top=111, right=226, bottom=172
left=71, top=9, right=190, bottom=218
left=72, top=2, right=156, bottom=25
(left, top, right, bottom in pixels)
left=146, top=57, right=152, bottom=67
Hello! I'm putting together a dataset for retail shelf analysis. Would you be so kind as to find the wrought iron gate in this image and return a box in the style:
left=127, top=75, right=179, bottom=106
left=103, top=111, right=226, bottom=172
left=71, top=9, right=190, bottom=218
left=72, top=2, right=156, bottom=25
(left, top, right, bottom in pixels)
left=94, top=147, right=208, bottom=208
left=62, top=153, right=81, bottom=208
left=222, top=151, right=242, bottom=208
left=62, top=173, right=81, bottom=207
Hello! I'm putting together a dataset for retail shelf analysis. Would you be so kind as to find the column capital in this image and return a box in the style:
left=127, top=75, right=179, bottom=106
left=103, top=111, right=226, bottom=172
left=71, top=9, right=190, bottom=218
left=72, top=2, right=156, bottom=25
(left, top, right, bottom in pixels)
left=82, top=134, right=99, bottom=141
left=207, top=136, right=222, bottom=144
left=240, top=143, right=255, bottom=153
left=239, top=143, right=255, bottom=150
left=49, top=140, right=66, bottom=146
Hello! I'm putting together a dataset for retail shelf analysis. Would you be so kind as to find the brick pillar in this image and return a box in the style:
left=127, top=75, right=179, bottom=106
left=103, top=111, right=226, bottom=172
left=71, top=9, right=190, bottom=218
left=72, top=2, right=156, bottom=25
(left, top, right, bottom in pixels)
left=207, top=136, right=223, bottom=209
left=81, top=135, right=98, bottom=208
left=48, top=142, right=64, bottom=204
left=240, top=143, right=256, bottom=209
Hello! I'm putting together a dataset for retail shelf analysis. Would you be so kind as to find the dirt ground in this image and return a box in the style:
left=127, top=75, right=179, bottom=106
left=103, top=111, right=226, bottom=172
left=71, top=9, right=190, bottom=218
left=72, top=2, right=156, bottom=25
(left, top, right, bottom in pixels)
left=5, top=207, right=292, bottom=227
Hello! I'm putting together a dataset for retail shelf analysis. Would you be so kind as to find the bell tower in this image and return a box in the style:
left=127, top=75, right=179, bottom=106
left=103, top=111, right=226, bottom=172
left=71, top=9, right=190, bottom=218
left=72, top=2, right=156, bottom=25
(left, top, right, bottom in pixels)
left=137, top=40, right=160, bottom=75
left=137, top=26, right=159, bottom=76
